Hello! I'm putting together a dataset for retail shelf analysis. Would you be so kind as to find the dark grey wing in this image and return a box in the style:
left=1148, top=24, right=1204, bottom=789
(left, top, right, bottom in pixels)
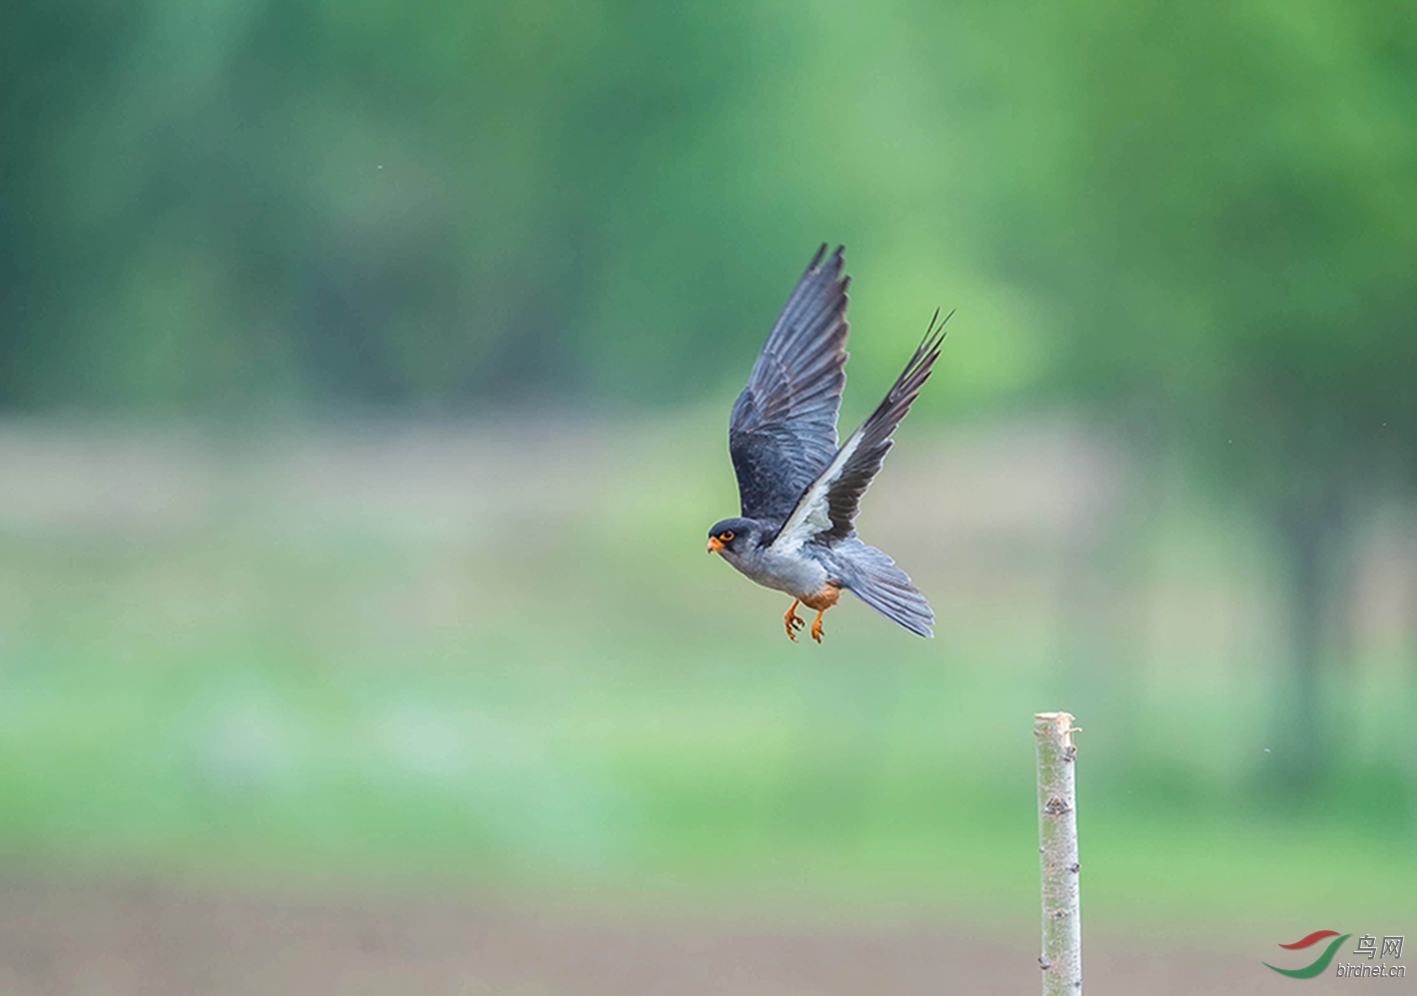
left=728, top=244, right=850, bottom=523
left=771, top=310, right=950, bottom=552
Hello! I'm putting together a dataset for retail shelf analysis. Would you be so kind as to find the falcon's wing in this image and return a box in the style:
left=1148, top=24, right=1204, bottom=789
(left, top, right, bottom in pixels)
left=770, top=310, right=949, bottom=554
left=729, top=244, right=850, bottom=523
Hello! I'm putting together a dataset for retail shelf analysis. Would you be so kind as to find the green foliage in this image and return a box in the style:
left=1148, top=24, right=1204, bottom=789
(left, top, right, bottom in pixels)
left=7, top=2, right=1412, bottom=462
left=6, top=0, right=1412, bottom=492
left=1031, top=1, right=1417, bottom=484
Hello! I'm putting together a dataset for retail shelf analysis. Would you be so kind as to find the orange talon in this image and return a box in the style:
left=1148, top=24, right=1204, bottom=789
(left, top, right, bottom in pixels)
left=784, top=599, right=805, bottom=641
left=810, top=610, right=826, bottom=643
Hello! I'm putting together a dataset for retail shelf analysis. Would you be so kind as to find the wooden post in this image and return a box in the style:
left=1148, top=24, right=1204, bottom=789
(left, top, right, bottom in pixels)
left=1035, top=711, right=1081, bottom=995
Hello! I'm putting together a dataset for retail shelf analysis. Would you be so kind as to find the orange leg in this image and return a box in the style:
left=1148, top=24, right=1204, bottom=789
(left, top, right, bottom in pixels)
left=810, top=609, right=828, bottom=643
left=783, top=599, right=805, bottom=640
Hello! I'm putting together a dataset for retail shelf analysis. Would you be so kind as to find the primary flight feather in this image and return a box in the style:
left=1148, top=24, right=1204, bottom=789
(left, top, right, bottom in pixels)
left=707, top=244, right=948, bottom=642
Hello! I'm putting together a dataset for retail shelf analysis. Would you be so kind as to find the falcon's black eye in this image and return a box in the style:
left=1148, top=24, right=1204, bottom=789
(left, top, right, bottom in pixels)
left=721, top=530, right=735, bottom=542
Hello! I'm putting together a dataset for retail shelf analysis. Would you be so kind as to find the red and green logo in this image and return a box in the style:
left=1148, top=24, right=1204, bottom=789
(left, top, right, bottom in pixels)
left=1264, top=930, right=1351, bottom=979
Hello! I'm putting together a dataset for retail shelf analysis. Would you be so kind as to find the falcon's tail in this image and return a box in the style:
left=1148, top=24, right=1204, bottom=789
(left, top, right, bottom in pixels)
left=836, top=541, right=934, bottom=638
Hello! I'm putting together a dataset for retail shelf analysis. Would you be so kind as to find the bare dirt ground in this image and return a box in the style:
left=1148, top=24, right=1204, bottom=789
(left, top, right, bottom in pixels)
left=0, top=880, right=1318, bottom=996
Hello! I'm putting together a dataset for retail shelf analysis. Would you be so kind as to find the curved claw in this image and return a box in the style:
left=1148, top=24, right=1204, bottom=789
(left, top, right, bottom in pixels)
left=784, top=599, right=805, bottom=641
left=810, top=611, right=826, bottom=643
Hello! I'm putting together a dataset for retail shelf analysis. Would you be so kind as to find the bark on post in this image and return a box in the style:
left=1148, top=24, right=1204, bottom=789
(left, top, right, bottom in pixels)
left=1035, top=711, right=1081, bottom=995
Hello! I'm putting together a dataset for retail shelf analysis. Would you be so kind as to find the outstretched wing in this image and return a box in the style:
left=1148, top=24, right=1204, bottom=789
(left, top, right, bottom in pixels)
left=729, top=244, right=850, bottom=523
left=770, top=309, right=950, bottom=553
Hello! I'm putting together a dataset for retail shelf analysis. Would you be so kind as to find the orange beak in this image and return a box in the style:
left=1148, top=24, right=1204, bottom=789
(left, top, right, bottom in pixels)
left=707, top=535, right=724, bottom=553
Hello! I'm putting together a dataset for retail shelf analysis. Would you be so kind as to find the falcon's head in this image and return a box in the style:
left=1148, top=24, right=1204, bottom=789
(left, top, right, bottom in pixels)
left=706, top=518, right=760, bottom=558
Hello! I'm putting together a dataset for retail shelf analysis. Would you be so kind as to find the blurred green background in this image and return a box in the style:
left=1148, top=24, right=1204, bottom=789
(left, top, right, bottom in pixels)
left=2, top=0, right=1415, bottom=972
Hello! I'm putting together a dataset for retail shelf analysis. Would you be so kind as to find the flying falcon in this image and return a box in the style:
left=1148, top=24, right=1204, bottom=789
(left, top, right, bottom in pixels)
left=707, top=244, right=947, bottom=642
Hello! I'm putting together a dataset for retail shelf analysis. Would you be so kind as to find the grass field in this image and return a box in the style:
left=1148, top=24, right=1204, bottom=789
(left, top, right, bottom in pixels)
left=1, top=415, right=1413, bottom=944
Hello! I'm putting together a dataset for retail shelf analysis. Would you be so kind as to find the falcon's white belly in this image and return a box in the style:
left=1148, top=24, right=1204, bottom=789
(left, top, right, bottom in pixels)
left=727, top=544, right=832, bottom=600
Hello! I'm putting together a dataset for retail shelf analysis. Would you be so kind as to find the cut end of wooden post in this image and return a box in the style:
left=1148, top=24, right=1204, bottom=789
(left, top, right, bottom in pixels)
left=1035, top=712, right=1078, bottom=756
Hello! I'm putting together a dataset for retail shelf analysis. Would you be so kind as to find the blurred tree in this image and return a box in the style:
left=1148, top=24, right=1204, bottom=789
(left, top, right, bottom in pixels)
left=0, top=0, right=765, bottom=409
left=0, top=0, right=1056, bottom=414
left=1019, top=0, right=1417, bottom=786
